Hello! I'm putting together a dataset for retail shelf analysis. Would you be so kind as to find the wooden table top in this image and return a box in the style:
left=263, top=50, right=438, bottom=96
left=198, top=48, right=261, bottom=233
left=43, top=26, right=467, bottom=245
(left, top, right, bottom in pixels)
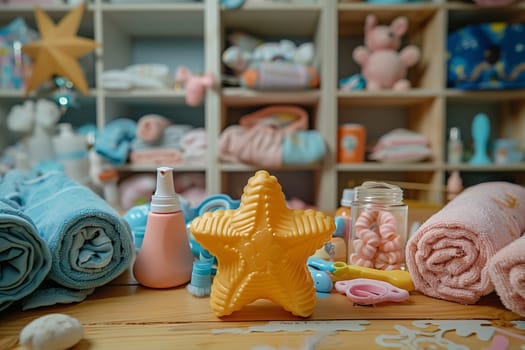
left=1, top=269, right=524, bottom=350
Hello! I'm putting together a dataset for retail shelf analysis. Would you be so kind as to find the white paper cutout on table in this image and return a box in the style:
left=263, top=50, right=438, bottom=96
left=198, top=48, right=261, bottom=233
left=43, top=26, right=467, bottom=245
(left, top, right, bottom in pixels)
left=376, top=320, right=495, bottom=349
left=212, top=320, right=369, bottom=334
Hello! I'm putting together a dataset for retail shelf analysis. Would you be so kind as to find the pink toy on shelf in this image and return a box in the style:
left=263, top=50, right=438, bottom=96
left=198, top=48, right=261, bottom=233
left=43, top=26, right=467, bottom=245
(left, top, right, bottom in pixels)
left=353, top=14, right=420, bottom=90
left=335, top=278, right=409, bottom=305
left=175, top=66, right=215, bottom=107
left=136, top=114, right=171, bottom=143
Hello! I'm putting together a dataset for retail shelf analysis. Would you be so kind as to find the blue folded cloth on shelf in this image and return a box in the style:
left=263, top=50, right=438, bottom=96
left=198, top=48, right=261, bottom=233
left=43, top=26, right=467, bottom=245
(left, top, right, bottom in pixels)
left=15, top=170, right=135, bottom=308
left=282, top=130, right=326, bottom=165
left=0, top=198, right=52, bottom=312
left=94, top=118, right=137, bottom=165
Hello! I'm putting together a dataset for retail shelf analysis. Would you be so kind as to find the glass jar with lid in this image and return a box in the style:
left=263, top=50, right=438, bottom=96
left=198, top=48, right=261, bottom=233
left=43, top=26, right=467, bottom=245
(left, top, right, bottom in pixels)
left=349, top=181, right=408, bottom=271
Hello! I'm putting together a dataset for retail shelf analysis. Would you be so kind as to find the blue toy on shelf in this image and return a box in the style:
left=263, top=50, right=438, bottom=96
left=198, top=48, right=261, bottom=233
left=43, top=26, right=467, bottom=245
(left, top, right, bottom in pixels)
left=469, top=113, right=492, bottom=165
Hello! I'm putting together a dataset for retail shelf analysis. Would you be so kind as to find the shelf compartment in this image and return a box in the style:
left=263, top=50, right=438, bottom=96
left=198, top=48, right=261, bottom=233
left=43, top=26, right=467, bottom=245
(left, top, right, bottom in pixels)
left=221, top=3, right=321, bottom=38
left=337, top=4, right=444, bottom=90
left=0, top=4, right=95, bottom=36
left=337, top=3, right=440, bottom=37
left=100, top=4, right=205, bottom=81
left=100, top=3, right=205, bottom=37
left=222, top=88, right=320, bottom=106
left=447, top=6, right=525, bottom=32
left=449, top=169, right=525, bottom=190
left=446, top=99, right=525, bottom=163
left=338, top=97, right=444, bottom=164
left=103, top=99, right=205, bottom=127
left=338, top=90, right=437, bottom=106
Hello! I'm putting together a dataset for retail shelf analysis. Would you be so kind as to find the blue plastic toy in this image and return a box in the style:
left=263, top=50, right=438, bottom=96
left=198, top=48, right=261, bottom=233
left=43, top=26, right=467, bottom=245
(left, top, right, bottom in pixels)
left=469, top=113, right=491, bottom=165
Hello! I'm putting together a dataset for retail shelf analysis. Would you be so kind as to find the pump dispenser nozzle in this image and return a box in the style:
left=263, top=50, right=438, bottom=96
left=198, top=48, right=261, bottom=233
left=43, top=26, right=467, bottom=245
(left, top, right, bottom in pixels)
left=150, top=167, right=180, bottom=213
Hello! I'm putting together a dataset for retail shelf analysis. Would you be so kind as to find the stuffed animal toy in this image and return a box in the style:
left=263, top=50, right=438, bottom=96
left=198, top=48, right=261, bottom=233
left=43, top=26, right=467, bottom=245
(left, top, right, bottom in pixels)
left=6, top=98, right=61, bottom=166
left=175, top=66, right=215, bottom=107
left=222, top=36, right=319, bottom=90
left=353, top=15, right=420, bottom=90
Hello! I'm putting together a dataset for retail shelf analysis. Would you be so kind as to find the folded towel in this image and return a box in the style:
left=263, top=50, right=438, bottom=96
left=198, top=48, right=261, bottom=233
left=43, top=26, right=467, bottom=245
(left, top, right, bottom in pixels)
left=406, top=181, right=525, bottom=304
left=180, top=128, right=207, bottom=164
left=94, top=118, right=137, bottom=165
left=219, top=123, right=283, bottom=167
left=488, top=235, right=525, bottom=317
left=18, top=171, right=134, bottom=296
left=0, top=198, right=52, bottom=312
left=129, top=148, right=183, bottom=165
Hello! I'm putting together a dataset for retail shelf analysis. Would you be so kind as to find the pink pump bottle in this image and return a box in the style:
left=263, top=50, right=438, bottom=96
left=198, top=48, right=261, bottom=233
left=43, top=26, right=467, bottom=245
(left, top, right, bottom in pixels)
left=133, top=167, right=194, bottom=288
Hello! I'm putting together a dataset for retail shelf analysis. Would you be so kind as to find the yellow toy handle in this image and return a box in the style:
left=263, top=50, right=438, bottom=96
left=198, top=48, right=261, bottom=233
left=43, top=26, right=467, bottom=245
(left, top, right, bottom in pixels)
left=331, top=261, right=415, bottom=292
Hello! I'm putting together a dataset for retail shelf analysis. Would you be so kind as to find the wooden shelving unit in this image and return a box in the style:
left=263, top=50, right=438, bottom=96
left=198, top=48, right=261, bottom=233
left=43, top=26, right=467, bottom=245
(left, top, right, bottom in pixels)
left=0, top=0, right=524, bottom=211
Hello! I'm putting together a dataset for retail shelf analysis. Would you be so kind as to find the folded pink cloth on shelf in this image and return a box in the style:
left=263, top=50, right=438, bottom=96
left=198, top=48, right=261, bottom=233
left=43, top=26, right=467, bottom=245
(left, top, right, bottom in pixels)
left=180, top=128, right=207, bottom=164
left=136, top=114, right=171, bottom=143
left=129, top=148, right=183, bottom=165
left=488, top=235, right=525, bottom=317
left=218, top=106, right=308, bottom=168
left=406, top=181, right=525, bottom=304
left=219, top=123, right=284, bottom=167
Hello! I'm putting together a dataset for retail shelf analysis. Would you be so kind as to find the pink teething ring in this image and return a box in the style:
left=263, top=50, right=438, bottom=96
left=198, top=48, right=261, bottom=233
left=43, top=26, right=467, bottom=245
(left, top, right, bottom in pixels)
left=350, top=209, right=403, bottom=270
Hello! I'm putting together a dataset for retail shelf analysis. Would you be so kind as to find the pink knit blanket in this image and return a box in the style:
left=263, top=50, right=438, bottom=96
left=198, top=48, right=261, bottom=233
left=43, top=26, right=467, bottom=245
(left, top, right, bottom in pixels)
left=489, top=235, right=525, bottom=317
left=406, top=182, right=525, bottom=304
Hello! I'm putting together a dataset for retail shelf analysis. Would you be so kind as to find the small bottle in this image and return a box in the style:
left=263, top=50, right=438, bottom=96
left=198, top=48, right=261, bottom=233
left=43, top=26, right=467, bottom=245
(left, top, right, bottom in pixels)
left=335, top=188, right=353, bottom=217
left=53, top=123, right=90, bottom=185
left=447, top=127, right=463, bottom=164
left=133, top=167, right=194, bottom=288
left=334, top=188, right=354, bottom=243
left=349, top=181, right=408, bottom=271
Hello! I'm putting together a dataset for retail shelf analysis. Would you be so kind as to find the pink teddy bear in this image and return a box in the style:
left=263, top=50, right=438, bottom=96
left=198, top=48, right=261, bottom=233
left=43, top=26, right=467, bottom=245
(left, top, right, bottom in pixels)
left=353, top=15, right=421, bottom=90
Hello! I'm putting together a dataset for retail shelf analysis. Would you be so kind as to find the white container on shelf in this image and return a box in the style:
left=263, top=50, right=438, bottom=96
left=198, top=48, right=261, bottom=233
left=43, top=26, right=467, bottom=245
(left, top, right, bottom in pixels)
left=53, top=123, right=90, bottom=185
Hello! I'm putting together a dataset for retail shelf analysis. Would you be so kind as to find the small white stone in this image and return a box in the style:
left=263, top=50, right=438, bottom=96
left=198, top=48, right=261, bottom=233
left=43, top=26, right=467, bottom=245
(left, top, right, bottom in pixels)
left=19, top=313, right=84, bottom=350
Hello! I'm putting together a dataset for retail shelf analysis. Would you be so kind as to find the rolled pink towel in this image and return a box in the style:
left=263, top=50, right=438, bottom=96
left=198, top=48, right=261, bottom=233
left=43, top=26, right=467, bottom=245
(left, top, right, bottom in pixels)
left=488, top=235, right=525, bottom=317
left=136, top=114, right=171, bottom=143
left=406, top=182, right=525, bottom=304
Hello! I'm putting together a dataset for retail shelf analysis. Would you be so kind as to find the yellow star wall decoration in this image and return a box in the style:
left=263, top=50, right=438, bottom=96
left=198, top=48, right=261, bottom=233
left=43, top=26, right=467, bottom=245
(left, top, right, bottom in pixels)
left=22, top=3, right=98, bottom=95
left=190, top=170, right=335, bottom=318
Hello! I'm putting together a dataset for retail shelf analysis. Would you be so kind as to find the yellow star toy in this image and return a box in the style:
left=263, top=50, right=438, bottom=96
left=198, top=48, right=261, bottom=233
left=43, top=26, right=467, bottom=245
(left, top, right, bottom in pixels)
left=22, top=3, right=98, bottom=95
left=190, top=170, right=335, bottom=317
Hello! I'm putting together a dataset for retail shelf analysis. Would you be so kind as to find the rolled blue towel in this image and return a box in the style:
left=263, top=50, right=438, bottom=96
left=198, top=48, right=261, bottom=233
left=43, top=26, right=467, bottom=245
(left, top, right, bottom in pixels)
left=0, top=198, right=52, bottom=313
left=18, top=171, right=134, bottom=295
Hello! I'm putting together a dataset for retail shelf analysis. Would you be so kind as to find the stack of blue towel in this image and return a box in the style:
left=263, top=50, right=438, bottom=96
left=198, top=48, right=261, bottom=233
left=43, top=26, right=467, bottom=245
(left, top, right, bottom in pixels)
left=0, top=170, right=134, bottom=312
